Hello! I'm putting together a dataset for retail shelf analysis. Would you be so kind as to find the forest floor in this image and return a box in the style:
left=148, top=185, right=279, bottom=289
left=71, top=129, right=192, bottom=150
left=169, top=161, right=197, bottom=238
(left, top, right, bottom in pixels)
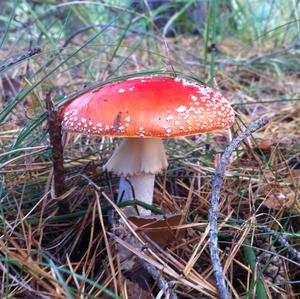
left=1, top=30, right=300, bottom=299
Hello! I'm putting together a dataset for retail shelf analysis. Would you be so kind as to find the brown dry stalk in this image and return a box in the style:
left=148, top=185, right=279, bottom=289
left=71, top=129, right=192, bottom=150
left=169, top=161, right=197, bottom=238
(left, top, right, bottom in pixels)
left=95, top=190, right=118, bottom=294
left=0, top=230, right=62, bottom=296
left=45, top=91, right=69, bottom=212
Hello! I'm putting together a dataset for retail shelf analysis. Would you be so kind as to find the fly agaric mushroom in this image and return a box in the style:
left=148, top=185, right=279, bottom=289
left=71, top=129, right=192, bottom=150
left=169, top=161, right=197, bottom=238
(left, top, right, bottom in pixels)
left=61, top=75, right=234, bottom=216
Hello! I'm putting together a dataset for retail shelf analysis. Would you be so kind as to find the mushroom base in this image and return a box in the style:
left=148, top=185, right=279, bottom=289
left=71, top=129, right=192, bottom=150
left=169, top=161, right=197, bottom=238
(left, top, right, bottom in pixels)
left=118, top=175, right=155, bottom=216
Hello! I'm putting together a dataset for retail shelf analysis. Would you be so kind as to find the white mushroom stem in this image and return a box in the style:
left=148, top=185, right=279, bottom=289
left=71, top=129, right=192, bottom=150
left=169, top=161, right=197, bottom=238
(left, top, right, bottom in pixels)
left=104, top=138, right=168, bottom=216
left=118, top=175, right=155, bottom=216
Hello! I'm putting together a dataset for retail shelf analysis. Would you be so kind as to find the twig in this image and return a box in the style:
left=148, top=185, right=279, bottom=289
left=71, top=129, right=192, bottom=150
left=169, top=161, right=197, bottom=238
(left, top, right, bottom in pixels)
left=110, top=222, right=178, bottom=299
left=209, top=117, right=269, bottom=299
left=258, top=226, right=300, bottom=263
left=0, top=47, right=41, bottom=73
left=45, top=91, right=69, bottom=212
left=137, top=257, right=177, bottom=299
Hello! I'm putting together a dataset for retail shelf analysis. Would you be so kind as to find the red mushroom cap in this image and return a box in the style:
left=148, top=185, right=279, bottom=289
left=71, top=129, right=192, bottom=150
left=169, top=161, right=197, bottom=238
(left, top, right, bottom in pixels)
left=61, top=75, right=234, bottom=137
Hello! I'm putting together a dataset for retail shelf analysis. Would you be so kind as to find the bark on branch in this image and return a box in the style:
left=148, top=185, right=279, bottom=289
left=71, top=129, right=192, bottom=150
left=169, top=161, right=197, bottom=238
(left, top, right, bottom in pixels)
left=209, top=117, right=269, bottom=299
left=0, top=47, right=41, bottom=73
left=45, top=91, right=69, bottom=212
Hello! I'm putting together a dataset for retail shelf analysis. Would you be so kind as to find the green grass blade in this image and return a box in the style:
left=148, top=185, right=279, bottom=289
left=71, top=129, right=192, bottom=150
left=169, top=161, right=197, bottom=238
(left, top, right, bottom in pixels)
left=204, top=2, right=211, bottom=65
left=0, top=16, right=119, bottom=124
left=162, top=0, right=195, bottom=37
left=0, top=0, right=19, bottom=50
left=25, top=1, right=58, bottom=51
left=48, top=259, right=75, bottom=299
left=209, top=0, right=217, bottom=87
left=243, top=239, right=268, bottom=299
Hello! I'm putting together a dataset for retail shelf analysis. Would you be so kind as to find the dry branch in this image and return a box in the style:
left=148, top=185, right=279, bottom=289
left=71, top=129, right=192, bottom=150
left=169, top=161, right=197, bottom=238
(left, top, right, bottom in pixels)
left=45, top=91, right=69, bottom=212
left=137, top=257, right=177, bottom=299
left=0, top=47, right=41, bottom=73
left=209, top=117, right=269, bottom=299
left=259, top=226, right=300, bottom=263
